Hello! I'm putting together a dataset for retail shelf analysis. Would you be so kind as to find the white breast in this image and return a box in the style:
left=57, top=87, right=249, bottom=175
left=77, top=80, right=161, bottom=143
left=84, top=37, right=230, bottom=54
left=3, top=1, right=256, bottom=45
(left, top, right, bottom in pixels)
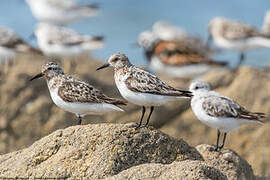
left=191, top=95, right=246, bottom=132
left=114, top=74, right=178, bottom=107
left=49, top=87, right=123, bottom=116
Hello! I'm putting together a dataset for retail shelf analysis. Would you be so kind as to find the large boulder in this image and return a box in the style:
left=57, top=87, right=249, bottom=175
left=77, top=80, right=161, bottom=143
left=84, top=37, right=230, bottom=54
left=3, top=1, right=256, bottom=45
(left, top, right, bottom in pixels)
left=0, top=55, right=269, bottom=177
left=0, top=123, right=255, bottom=179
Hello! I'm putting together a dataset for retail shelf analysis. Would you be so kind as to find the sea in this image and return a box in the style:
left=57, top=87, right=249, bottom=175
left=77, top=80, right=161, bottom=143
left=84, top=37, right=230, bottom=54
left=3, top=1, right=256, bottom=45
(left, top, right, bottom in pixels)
left=0, top=0, right=270, bottom=67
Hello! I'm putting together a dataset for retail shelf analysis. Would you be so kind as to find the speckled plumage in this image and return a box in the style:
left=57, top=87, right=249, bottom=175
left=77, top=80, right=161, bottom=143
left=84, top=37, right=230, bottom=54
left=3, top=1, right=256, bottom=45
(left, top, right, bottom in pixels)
left=189, top=81, right=265, bottom=150
left=209, top=18, right=265, bottom=41
left=31, top=62, right=125, bottom=124
left=49, top=74, right=126, bottom=105
left=202, top=95, right=265, bottom=121
left=115, top=65, right=192, bottom=97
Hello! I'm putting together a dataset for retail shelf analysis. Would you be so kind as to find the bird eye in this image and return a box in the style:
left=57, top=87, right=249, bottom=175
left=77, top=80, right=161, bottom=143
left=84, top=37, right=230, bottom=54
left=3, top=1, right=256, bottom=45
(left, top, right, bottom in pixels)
left=195, top=86, right=199, bottom=90
left=48, top=67, right=52, bottom=70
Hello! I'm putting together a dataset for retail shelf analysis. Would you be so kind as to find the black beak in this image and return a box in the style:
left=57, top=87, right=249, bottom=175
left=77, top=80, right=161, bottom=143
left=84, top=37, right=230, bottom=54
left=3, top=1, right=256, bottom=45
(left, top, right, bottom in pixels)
left=96, top=63, right=110, bottom=71
left=206, top=34, right=213, bottom=47
left=29, top=73, right=44, bottom=81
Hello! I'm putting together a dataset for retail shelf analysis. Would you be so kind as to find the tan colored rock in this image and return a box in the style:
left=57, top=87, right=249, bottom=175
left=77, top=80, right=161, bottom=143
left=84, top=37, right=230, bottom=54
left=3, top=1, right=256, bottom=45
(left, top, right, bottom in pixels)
left=196, top=144, right=254, bottom=180
left=0, top=123, right=202, bottom=179
left=0, top=55, right=269, bottom=177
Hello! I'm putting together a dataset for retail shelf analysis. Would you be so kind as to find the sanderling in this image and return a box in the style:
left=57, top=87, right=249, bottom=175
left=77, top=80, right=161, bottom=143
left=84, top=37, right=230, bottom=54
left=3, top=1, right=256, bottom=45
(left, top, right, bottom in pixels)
left=262, top=10, right=270, bottom=35
left=189, top=81, right=265, bottom=151
left=0, top=26, right=41, bottom=61
left=96, top=53, right=192, bottom=128
left=34, top=23, right=104, bottom=57
left=208, top=17, right=270, bottom=66
left=30, top=62, right=126, bottom=125
left=137, top=30, right=227, bottom=79
left=25, top=0, right=99, bottom=25
left=152, top=21, right=215, bottom=55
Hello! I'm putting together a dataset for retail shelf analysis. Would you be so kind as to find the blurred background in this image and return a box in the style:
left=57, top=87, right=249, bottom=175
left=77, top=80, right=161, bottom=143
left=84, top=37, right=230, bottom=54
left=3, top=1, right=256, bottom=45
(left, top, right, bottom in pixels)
left=0, top=0, right=270, bottom=178
left=0, top=0, right=270, bottom=66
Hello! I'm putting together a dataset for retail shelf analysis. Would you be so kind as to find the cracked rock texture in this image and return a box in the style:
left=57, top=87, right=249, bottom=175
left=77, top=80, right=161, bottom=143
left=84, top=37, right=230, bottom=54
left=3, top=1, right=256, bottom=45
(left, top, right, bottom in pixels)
left=0, top=55, right=269, bottom=178
left=0, top=123, right=255, bottom=179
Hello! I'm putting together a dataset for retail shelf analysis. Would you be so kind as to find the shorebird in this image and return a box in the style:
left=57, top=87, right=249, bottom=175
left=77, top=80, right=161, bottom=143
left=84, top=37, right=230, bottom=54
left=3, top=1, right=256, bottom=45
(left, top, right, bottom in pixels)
left=25, top=0, right=99, bottom=25
left=137, top=30, right=227, bottom=79
left=96, top=53, right=192, bottom=128
left=207, top=17, right=270, bottom=66
left=152, top=21, right=215, bottom=55
left=189, top=81, right=266, bottom=151
left=34, top=23, right=104, bottom=57
left=30, top=62, right=126, bottom=125
left=262, top=10, right=270, bottom=35
left=0, top=26, right=41, bottom=61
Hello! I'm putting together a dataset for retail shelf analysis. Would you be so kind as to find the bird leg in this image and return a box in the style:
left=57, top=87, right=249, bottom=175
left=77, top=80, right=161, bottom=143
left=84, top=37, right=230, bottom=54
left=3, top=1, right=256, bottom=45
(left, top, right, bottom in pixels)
left=77, top=115, right=82, bottom=125
left=219, top=132, right=227, bottom=150
left=214, top=130, right=221, bottom=151
left=237, top=52, right=245, bottom=67
left=144, top=106, right=154, bottom=127
left=136, top=106, right=146, bottom=128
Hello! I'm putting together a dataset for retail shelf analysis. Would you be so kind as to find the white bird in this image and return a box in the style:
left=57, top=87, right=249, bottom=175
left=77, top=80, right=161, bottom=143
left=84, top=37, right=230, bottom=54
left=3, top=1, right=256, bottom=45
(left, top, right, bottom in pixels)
left=189, top=81, right=265, bottom=151
left=34, top=23, right=104, bottom=57
left=96, top=53, right=192, bottom=128
left=208, top=17, right=270, bottom=66
left=152, top=21, right=214, bottom=55
left=30, top=62, right=126, bottom=125
left=0, top=26, right=41, bottom=61
left=25, top=0, right=99, bottom=25
left=262, top=10, right=270, bottom=35
left=137, top=30, right=227, bottom=79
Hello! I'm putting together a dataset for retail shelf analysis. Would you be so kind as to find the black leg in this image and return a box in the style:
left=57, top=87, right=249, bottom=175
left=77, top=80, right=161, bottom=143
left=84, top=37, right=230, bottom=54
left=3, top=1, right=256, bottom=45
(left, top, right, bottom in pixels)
left=219, top=132, right=227, bottom=150
left=144, top=106, right=154, bottom=126
left=77, top=115, right=82, bottom=125
left=136, top=106, right=146, bottom=128
left=214, top=130, right=221, bottom=151
left=237, top=52, right=245, bottom=67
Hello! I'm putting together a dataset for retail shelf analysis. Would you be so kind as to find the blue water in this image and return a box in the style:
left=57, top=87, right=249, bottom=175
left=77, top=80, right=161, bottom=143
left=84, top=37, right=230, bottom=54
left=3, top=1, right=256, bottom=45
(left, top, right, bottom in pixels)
left=0, top=0, right=270, bottom=67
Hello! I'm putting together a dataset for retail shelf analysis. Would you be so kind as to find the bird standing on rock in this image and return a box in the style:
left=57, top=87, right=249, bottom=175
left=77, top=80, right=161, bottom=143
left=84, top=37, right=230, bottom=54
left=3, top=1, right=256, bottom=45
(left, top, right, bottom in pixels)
left=96, top=53, right=192, bottom=128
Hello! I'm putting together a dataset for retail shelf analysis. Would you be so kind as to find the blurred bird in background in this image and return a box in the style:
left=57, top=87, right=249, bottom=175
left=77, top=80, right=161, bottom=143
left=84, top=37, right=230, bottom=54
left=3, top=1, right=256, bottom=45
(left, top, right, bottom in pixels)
left=137, top=22, right=227, bottom=79
left=25, top=0, right=99, bottom=25
left=0, top=26, right=42, bottom=62
left=34, top=23, right=104, bottom=58
left=207, top=17, right=270, bottom=67
left=262, top=10, right=270, bottom=35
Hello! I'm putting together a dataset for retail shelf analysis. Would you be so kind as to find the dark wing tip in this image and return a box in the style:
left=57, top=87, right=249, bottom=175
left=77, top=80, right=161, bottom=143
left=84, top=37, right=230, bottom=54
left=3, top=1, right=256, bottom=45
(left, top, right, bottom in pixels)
left=92, top=36, right=104, bottom=41
left=182, top=90, right=193, bottom=98
left=86, top=3, right=100, bottom=10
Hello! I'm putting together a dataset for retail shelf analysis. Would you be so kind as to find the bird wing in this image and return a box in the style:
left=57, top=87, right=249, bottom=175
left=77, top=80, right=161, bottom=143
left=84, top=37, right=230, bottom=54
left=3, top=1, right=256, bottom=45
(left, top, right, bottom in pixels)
left=223, top=20, right=263, bottom=40
left=202, top=95, right=265, bottom=122
left=48, top=27, right=87, bottom=46
left=154, top=41, right=226, bottom=66
left=58, top=77, right=126, bottom=105
left=124, top=66, right=192, bottom=97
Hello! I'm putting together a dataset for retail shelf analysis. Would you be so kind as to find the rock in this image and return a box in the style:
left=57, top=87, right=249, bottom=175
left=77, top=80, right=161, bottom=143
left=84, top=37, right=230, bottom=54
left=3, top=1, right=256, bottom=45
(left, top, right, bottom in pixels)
left=196, top=144, right=254, bottom=180
left=0, top=123, right=255, bottom=179
left=0, top=123, right=202, bottom=179
left=0, top=55, right=269, bottom=177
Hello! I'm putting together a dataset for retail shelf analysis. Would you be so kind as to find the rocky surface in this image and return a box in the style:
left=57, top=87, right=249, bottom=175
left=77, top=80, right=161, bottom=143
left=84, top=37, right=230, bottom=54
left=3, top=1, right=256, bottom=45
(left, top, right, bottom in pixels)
left=0, top=123, right=255, bottom=179
left=0, top=55, right=269, bottom=177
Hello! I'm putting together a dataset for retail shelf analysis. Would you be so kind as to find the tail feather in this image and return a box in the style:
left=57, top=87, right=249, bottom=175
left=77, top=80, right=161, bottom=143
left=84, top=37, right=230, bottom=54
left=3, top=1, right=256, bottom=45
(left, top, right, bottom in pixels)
left=175, top=90, right=193, bottom=98
left=244, top=112, right=267, bottom=124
